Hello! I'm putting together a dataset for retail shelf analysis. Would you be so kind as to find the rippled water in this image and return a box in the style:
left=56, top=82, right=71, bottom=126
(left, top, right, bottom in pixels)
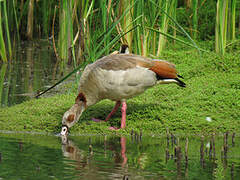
left=0, top=133, right=239, bottom=179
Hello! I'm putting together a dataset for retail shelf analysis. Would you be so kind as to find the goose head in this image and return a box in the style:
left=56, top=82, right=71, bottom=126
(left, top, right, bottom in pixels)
left=111, top=44, right=129, bottom=55
left=119, top=44, right=129, bottom=54
left=61, top=93, right=87, bottom=136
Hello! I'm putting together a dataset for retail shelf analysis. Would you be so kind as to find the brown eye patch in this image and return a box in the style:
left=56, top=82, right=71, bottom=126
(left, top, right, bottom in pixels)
left=67, top=146, right=74, bottom=153
left=67, top=114, right=75, bottom=122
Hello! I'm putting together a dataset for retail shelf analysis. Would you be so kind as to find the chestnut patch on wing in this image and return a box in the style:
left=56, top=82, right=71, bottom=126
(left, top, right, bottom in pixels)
left=149, top=61, right=177, bottom=79
left=67, top=114, right=75, bottom=123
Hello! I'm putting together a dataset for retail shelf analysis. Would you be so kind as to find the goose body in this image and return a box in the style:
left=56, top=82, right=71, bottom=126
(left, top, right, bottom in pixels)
left=61, top=53, right=185, bottom=135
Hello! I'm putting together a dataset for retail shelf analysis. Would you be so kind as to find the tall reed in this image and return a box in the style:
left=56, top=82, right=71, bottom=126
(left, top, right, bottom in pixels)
left=121, top=0, right=134, bottom=52
left=42, top=0, right=52, bottom=38
left=147, top=27, right=206, bottom=52
left=2, top=63, right=11, bottom=105
left=172, top=0, right=177, bottom=43
left=227, top=0, right=236, bottom=41
left=157, top=0, right=177, bottom=56
left=0, top=1, right=8, bottom=62
left=26, top=0, right=34, bottom=40
left=133, top=0, right=143, bottom=55
left=58, top=0, right=75, bottom=71
left=12, top=0, right=20, bottom=40
left=2, top=0, right=239, bottom=61
left=72, top=0, right=94, bottom=64
left=0, top=17, right=7, bottom=62
left=215, top=0, right=229, bottom=55
left=3, top=0, right=12, bottom=59
left=0, top=63, right=7, bottom=104
left=132, top=0, right=163, bottom=56
left=149, top=0, right=200, bottom=53
left=92, top=1, right=137, bottom=59
left=192, top=0, right=198, bottom=39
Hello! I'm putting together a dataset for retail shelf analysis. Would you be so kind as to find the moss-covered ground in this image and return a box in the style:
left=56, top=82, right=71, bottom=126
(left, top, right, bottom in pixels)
left=0, top=44, right=239, bottom=135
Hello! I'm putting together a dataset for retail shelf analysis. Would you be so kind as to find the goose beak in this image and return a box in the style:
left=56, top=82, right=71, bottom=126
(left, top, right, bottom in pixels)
left=61, top=125, right=68, bottom=136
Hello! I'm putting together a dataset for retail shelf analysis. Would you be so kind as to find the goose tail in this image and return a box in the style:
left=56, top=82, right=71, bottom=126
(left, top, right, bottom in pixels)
left=175, top=76, right=186, bottom=87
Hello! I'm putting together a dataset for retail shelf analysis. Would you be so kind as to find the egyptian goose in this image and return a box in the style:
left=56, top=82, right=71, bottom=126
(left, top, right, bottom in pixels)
left=61, top=53, right=185, bottom=135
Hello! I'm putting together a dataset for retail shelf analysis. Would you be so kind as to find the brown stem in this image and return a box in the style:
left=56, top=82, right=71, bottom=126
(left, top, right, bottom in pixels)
left=27, top=0, right=34, bottom=40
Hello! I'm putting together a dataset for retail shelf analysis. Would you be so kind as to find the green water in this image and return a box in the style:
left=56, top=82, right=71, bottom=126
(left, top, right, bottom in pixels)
left=0, top=133, right=239, bottom=179
left=0, top=40, right=73, bottom=107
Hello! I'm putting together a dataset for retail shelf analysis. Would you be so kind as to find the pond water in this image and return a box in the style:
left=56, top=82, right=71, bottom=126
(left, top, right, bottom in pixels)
left=0, top=40, right=73, bottom=107
left=0, top=133, right=239, bottom=179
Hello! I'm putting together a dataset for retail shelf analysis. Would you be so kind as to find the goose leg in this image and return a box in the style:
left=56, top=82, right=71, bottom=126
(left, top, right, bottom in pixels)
left=109, top=101, right=127, bottom=130
left=120, top=101, right=127, bottom=129
left=92, top=101, right=121, bottom=122
left=105, top=101, right=121, bottom=121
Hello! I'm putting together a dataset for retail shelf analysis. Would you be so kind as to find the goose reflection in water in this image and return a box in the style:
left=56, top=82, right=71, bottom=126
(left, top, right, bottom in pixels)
left=61, top=135, right=128, bottom=179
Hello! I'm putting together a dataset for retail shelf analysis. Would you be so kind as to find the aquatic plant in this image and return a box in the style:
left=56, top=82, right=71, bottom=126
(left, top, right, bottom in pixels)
left=0, top=16, right=7, bottom=62
left=192, top=0, right=198, bottom=40
left=215, top=0, right=237, bottom=55
left=215, top=0, right=228, bottom=55
left=26, top=0, right=34, bottom=40
left=0, top=0, right=239, bottom=63
left=0, top=0, right=12, bottom=62
left=157, top=0, right=177, bottom=56
left=0, top=63, right=7, bottom=104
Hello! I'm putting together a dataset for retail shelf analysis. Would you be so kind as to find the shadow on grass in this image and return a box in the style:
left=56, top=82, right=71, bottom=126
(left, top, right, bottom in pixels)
left=80, top=100, right=159, bottom=122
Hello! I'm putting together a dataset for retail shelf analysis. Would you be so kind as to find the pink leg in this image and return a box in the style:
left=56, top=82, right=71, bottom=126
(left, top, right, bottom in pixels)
left=105, top=101, right=121, bottom=121
left=108, top=101, right=127, bottom=130
left=92, top=101, right=121, bottom=122
left=121, top=101, right=127, bottom=129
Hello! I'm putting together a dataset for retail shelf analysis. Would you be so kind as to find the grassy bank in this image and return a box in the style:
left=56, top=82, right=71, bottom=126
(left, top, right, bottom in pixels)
left=0, top=45, right=239, bottom=135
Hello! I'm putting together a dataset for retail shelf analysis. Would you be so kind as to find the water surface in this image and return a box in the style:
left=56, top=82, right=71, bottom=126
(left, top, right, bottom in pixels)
left=0, top=40, right=73, bottom=107
left=0, top=133, right=239, bottom=179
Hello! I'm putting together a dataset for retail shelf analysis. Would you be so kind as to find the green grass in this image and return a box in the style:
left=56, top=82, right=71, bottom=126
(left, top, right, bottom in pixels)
left=0, top=44, right=239, bottom=135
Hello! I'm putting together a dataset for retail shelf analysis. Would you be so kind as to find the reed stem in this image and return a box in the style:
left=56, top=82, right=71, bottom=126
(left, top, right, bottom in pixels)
left=215, top=0, right=229, bottom=55
left=0, top=2, right=7, bottom=62
left=27, top=0, right=34, bottom=40
left=192, top=0, right=198, bottom=39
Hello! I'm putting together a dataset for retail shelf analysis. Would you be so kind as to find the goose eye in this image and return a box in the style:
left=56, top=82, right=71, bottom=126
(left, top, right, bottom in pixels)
left=61, top=126, right=68, bottom=136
